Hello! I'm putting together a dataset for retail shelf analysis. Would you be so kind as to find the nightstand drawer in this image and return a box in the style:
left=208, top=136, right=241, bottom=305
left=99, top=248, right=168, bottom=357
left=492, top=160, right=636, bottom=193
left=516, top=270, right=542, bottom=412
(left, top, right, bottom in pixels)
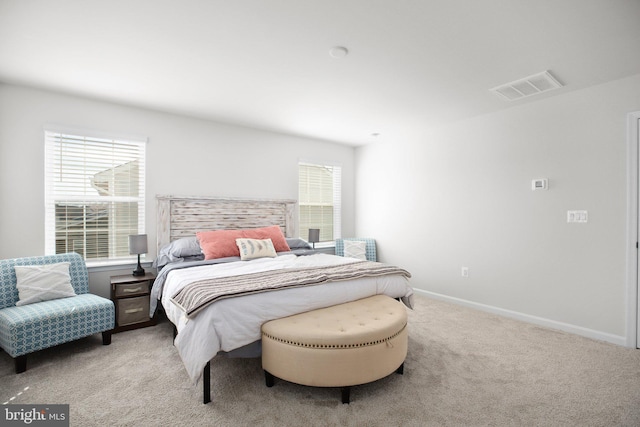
left=116, top=296, right=150, bottom=326
left=115, top=281, right=150, bottom=297
left=110, top=272, right=156, bottom=333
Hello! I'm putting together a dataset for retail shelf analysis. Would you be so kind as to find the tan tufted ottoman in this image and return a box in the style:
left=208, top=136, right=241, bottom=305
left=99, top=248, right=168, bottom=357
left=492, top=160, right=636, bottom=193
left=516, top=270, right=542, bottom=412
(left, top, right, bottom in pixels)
left=261, top=295, right=408, bottom=403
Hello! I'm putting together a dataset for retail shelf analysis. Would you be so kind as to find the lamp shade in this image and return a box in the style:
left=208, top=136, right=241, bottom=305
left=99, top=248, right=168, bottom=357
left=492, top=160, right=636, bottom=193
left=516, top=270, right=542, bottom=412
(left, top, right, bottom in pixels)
left=129, top=234, right=148, bottom=255
left=308, top=229, right=320, bottom=244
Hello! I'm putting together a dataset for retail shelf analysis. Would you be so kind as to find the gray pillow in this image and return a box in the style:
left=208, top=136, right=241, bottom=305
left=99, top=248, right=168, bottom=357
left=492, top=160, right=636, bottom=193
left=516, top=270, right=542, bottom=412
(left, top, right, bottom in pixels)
left=154, top=236, right=202, bottom=267
left=285, top=238, right=312, bottom=250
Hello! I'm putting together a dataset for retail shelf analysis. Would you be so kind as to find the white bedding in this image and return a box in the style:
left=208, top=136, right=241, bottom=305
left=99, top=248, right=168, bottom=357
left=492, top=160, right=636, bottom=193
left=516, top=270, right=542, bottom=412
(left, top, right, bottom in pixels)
left=161, top=253, right=413, bottom=383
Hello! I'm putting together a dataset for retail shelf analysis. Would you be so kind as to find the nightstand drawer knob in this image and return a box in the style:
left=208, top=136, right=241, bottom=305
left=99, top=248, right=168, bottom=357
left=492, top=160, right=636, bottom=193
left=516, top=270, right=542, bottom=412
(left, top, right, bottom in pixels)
left=123, top=287, right=142, bottom=293
left=125, top=307, right=144, bottom=314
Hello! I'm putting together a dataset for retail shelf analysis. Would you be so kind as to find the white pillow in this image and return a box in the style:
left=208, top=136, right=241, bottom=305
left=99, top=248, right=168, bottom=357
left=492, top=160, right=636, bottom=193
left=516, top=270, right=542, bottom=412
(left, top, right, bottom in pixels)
left=235, top=238, right=277, bottom=261
left=343, top=240, right=367, bottom=260
left=14, top=262, right=77, bottom=306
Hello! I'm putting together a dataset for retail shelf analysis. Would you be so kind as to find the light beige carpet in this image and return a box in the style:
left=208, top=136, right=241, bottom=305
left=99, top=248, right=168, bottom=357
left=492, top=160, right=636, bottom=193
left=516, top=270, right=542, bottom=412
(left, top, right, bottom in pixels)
left=1, top=294, right=640, bottom=426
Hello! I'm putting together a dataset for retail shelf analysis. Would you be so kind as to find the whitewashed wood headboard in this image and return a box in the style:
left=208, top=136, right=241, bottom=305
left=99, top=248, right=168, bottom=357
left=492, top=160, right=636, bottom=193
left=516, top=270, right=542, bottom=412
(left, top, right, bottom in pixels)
left=156, top=195, right=297, bottom=253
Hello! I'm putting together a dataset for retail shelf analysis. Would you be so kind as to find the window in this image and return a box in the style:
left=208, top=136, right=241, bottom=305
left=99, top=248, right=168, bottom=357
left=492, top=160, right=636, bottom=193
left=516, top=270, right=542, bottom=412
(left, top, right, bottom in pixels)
left=298, top=161, right=341, bottom=243
left=44, top=130, right=146, bottom=261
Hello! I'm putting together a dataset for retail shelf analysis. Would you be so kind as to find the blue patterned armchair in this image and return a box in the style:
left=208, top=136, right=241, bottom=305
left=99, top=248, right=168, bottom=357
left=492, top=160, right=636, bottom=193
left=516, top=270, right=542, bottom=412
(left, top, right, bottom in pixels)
left=335, top=238, right=377, bottom=262
left=0, top=253, right=115, bottom=373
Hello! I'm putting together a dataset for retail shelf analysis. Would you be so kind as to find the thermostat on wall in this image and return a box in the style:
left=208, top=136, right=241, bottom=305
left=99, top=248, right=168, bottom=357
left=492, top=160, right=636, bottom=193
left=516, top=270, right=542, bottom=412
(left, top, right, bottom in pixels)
left=532, top=179, right=548, bottom=191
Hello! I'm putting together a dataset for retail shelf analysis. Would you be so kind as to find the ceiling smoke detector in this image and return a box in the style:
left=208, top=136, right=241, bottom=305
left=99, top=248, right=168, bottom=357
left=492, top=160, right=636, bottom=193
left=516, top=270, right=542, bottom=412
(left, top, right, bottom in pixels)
left=329, top=46, right=349, bottom=59
left=491, top=70, right=563, bottom=101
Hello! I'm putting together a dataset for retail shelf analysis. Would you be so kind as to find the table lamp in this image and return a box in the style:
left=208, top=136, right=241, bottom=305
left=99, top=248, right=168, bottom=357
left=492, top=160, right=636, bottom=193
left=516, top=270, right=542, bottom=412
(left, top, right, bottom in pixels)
left=129, top=234, right=148, bottom=276
left=308, top=229, right=320, bottom=249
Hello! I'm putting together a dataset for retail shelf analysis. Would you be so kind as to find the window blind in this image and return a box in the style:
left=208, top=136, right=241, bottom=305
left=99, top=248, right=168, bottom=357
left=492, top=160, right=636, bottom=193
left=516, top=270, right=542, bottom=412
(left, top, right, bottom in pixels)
left=44, top=130, right=146, bottom=261
left=298, top=162, right=341, bottom=242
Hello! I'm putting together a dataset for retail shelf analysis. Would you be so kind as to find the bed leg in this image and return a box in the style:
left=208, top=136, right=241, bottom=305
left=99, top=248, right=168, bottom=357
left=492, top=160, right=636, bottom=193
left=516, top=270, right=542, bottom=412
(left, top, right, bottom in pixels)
left=341, top=386, right=351, bottom=404
left=203, top=361, right=211, bottom=404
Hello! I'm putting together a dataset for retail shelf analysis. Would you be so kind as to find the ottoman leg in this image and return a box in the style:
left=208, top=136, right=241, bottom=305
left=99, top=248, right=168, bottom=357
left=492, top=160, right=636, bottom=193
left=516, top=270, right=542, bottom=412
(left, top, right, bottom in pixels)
left=396, top=362, right=404, bottom=375
left=341, top=386, right=350, bottom=404
left=265, top=370, right=275, bottom=387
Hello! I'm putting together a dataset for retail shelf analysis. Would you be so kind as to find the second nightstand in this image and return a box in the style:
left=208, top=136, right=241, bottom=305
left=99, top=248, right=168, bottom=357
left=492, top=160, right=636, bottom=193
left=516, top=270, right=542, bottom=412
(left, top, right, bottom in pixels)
left=110, top=273, right=156, bottom=333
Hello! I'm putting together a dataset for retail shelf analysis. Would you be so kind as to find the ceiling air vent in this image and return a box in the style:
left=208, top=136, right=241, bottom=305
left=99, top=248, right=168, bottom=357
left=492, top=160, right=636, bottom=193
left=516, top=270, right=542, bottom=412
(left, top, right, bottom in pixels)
left=491, top=70, right=563, bottom=101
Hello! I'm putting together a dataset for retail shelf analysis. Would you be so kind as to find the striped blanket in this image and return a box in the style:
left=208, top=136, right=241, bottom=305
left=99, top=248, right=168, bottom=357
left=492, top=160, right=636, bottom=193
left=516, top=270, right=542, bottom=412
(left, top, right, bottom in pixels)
left=170, top=260, right=411, bottom=319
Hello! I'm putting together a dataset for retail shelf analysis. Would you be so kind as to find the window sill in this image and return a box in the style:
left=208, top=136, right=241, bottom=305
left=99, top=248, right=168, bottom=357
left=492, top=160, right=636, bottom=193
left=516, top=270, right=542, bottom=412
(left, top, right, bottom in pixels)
left=86, top=259, right=153, bottom=273
left=313, top=241, right=336, bottom=249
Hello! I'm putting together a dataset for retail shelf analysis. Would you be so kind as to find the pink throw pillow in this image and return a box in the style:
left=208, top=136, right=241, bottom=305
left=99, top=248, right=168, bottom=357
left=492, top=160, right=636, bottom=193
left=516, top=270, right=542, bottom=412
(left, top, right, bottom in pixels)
left=246, top=225, right=290, bottom=252
left=196, top=229, right=244, bottom=260
left=197, top=226, right=290, bottom=260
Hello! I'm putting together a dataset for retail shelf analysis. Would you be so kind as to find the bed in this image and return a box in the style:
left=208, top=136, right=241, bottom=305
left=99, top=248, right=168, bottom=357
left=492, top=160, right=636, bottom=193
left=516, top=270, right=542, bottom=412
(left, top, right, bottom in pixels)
left=152, top=195, right=414, bottom=403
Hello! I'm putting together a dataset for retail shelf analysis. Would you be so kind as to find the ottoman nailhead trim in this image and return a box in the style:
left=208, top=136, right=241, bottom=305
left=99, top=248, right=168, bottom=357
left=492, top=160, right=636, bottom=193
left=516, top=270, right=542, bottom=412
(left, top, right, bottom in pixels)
left=262, top=323, right=406, bottom=349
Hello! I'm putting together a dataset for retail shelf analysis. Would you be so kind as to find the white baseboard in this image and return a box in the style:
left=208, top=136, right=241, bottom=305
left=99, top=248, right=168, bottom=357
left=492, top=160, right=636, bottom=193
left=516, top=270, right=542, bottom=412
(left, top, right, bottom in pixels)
left=413, top=289, right=628, bottom=347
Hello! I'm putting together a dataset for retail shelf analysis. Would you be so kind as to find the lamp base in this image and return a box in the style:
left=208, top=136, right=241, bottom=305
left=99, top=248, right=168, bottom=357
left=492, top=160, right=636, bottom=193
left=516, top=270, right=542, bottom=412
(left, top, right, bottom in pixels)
left=132, top=267, right=146, bottom=277
left=132, top=255, right=145, bottom=276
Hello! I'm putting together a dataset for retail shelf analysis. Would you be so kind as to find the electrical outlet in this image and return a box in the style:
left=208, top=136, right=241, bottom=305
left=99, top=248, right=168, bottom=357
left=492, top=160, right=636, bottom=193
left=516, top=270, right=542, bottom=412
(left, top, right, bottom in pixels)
left=461, top=267, right=469, bottom=278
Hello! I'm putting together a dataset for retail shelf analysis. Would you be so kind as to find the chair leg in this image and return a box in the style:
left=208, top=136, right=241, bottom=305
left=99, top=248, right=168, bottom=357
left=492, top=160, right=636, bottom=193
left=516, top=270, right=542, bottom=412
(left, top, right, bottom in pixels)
left=341, top=386, right=351, bottom=404
left=15, top=355, right=27, bottom=374
left=102, top=330, right=112, bottom=345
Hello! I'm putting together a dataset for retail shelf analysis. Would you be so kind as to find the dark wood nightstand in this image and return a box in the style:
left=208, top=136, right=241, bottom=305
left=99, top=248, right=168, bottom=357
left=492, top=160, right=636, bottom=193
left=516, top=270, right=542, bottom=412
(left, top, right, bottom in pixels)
left=110, top=273, right=157, bottom=333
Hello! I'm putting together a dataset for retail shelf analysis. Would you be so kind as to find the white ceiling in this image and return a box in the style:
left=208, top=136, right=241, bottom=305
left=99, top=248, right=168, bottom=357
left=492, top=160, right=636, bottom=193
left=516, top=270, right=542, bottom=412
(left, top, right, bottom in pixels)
left=1, top=0, right=640, bottom=146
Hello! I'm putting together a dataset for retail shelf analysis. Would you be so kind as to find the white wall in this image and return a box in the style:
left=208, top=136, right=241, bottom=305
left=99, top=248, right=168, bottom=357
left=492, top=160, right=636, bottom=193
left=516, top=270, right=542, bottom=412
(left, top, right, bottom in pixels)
left=355, top=73, right=640, bottom=344
left=0, top=84, right=355, bottom=297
